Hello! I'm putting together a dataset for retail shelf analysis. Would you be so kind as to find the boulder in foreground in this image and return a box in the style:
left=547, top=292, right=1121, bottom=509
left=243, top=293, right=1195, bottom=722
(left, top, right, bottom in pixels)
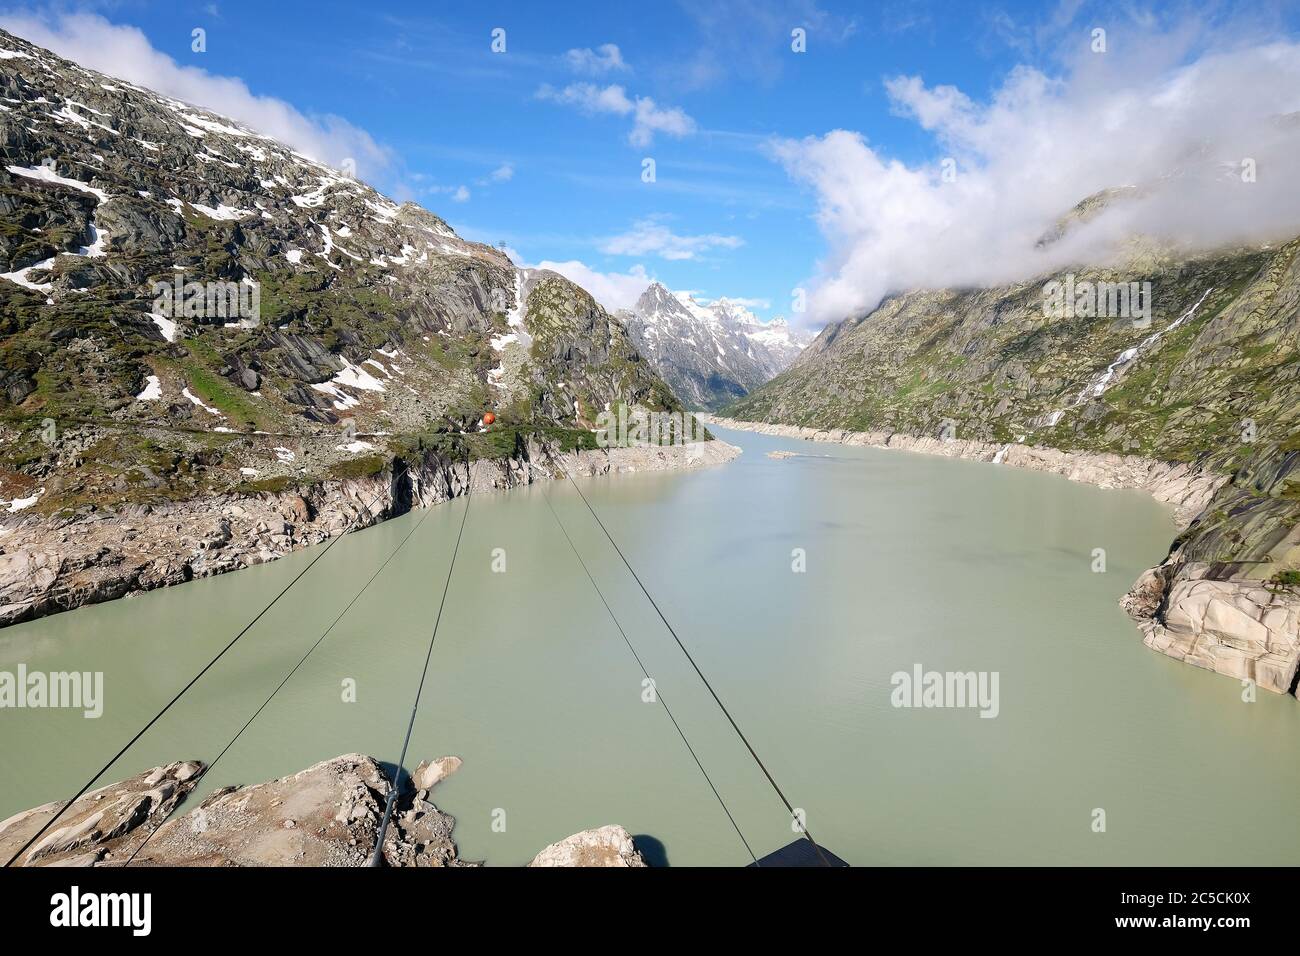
left=528, top=825, right=647, bottom=867
left=1, top=755, right=648, bottom=867
left=0, top=760, right=202, bottom=867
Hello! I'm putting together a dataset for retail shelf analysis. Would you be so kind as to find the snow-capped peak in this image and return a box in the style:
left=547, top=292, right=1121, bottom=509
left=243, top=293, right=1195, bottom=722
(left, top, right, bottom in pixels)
left=623, top=281, right=813, bottom=410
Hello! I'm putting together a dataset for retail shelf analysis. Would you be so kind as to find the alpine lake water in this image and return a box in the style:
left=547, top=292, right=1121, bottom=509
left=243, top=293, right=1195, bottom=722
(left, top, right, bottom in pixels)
left=3, top=424, right=1298, bottom=866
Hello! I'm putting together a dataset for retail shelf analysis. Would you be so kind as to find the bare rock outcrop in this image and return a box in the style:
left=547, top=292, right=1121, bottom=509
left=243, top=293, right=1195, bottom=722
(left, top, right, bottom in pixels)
left=0, top=754, right=477, bottom=867
left=411, top=755, right=462, bottom=791
left=0, top=761, right=203, bottom=867
left=2, top=754, right=648, bottom=867
left=131, top=753, right=478, bottom=867
left=527, top=825, right=647, bottom=867
left=133, top=754, right=396, bottom=867
left=1124, top=564, right=1300, bottom=694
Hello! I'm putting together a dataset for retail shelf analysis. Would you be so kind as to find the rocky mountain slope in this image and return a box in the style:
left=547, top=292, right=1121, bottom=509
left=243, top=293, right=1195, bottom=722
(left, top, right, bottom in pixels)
left=0, top=29, right=715, bottom=621
left=0, top=27, right=685, bottom=507
left=619, top=281, right=809, bottom=410
left=726, top=220, right=1300, bottom=695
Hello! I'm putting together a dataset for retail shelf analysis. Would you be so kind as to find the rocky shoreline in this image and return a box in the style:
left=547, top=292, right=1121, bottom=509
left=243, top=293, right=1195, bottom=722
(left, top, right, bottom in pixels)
left=702, top=415, right=1225, bottom=524
left=704, top=415, right=1300, bottom=697
left=0, top=437, right=740, bottom=627
left=0, top=753, right=647, bottom=867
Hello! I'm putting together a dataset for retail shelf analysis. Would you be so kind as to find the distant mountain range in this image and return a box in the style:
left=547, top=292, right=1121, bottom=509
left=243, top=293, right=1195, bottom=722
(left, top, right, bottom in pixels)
left=618, top=281, right=812, bottom=410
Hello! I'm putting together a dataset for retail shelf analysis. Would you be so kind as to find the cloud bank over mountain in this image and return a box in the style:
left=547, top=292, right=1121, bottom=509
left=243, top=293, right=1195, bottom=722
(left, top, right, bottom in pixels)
left=532, top=259, right=655, bottom=312
left=775, top=27, right=1300, bottom=325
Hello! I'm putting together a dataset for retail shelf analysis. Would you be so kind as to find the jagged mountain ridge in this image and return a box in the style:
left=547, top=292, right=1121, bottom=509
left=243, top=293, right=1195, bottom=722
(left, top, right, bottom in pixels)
left=0, top=28, right=683, bottom=515
left=618, top=281, right=810, bottom=410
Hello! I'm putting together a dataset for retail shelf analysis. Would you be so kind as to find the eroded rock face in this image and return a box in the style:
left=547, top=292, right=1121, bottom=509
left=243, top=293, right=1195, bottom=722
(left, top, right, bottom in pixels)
left=411, top=755, right=462, bottom=792
left=133, top=754, right=396, bottom=867
left=1126, top=565, right=1300, bottom=694
left=0, top=760, right=203, bottom=867
left=527, top=825, right=647, bottom=868
left=132, top=754, right=477, bottom=868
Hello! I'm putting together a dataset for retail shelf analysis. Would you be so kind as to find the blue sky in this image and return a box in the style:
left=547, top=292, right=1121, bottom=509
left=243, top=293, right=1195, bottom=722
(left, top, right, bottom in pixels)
left=6, top=1, right=1300, bottom=324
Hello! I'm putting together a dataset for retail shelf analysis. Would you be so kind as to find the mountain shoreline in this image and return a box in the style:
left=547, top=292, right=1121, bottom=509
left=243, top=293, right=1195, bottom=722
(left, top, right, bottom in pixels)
left=0, top=28, right=702, bottom=565
left=0, top=436, right=740, bottom=627
left=0, top=26, right=752, bottom=628
left=702, top=414, right=1300, bottom=697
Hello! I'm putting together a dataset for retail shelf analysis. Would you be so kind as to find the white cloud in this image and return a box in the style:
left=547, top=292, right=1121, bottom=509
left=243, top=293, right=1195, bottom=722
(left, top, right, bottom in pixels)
left=536, top=82, right=695, bottom=146
left=602, top=218, right=742, bottom=260
left=474, top=164, right=514, bottom=187
left=630, top=96, right=695, bottom=146
left=564, top=43, right=629, bottom=74
left=0, top=11, right=389, bottom=175
left=537, top=81, right=632, bottom=114
left=521, top=259, right=771, bottom=318
left=532, top=259, right=653, bottom=312
left=773, top=32, right=1300, bottom=324
left=400, top=173, right=470, bottom=203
